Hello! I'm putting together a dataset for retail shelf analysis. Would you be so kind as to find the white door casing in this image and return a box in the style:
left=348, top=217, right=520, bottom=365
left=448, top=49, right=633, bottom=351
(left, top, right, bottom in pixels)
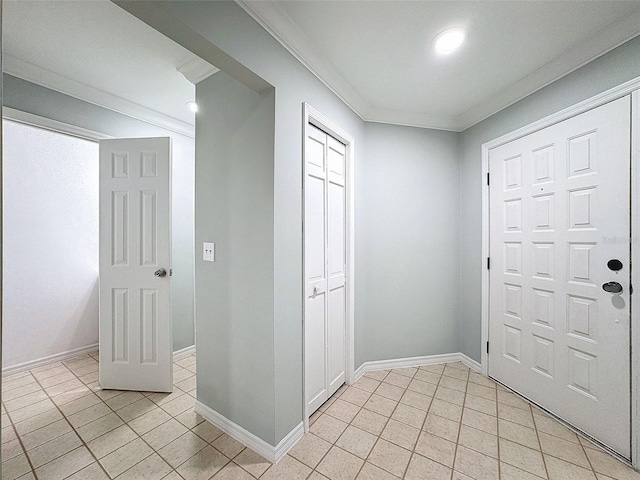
left=99, top=137, right=173, bottom=392
left=488, top=97, right=631, bottom=457
left=304, top=123, right=347, bottom=415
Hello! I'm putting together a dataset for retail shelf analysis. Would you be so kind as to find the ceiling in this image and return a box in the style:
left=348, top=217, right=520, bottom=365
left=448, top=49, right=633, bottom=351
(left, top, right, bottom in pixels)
left=3, top=1, right=640, bottom=134
left=239, top=0, right=640, bottom=130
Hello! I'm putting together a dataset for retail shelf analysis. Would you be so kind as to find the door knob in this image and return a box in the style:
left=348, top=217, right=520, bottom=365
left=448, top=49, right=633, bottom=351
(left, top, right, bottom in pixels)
left=602, top=281, right=623, bottom=294
left=154, top=268, right=167, bottom=278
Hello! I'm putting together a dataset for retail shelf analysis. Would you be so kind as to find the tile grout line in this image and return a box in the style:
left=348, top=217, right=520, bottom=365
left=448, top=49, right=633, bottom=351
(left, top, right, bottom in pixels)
left=447, top=365, right=470, bottom=480
left=530, top=403, right=551, bottom=480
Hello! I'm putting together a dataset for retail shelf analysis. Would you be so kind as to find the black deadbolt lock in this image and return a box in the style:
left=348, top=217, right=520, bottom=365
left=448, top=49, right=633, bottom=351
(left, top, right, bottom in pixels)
left=607, top=259, right=623, bottom=271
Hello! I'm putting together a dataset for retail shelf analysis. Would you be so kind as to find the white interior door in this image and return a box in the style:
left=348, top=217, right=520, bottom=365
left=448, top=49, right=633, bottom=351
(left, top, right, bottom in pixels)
left=488, top=97, right=631, bottom=457
left=305, top=124, right=346, bottom=415
left=99, top=137, right=172, bottom=392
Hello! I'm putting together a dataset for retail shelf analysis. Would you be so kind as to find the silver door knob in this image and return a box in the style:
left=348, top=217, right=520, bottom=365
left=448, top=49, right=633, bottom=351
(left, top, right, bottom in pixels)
left=154, top=268, right=167, bottom=278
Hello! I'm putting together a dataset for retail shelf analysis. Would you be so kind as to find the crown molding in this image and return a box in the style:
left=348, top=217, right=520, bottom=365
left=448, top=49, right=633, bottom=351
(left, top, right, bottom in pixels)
left=177, top=57, right=220, bottom=84
left=236, top=1, right=640, bottom=133
left=457, top=8, right=640, bottom=131
left=3, top=54, right=195, bottom=138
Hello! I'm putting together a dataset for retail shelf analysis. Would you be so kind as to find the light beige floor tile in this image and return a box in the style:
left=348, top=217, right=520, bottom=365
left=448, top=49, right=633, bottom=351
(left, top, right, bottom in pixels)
left=174, top=445, right=228, bottom=480
left=585, top=447, right=640, bottom=480
left=116, top=398, right=158, bottom=422
left=3, top=383, right=43, bottom=403
left=439, top=375, right=467, bottom=393
left=310, top=413, right=349, bottom=443
left=192, top=420, right=224, bottom=443
left=63, top=462, right=109, bottom=480
left=211, top=433, right=245, bottom=459
left=27, top=431, right=82, bottom=468
left=2, top=438, right=25, bottom=462
left=356, top=462, right=397, bottom=480
left=326, top=399, right=361, bottom=423
left=391, top=403, right=426, bottom=428
left=68, top=362, right=99, bottom=378
left=58, top=393, right=102, bottom=416
left=99, top=437, right=153, bottom=478
left=4, top=390, right=49, bottom=412
left=420, top=363, right=445, bottom=374
left=2, top=453, right=32, bottom=480
left=499, top=462, right=546, bottom=480
left=414, top=369, right=442, bottom=384
left=363, top=394, right=398, bottom=417
left=175, top=375, right=196, bottom=393
left=173, top=368, right=195, bottom=384
left=453, top=471, right=475, bottom=480
left=129, top=407, right=172, bottom=435
left=434, top=386, right=465, bottom=406
left=430, top=398, right=463, bottom=422
left=319, top=396, right=338, bottom=413
left=394, top=367, right=418, bottom=378
left=78, top=371, right=99, bottom=384
left=316, top=446, right=364, bottom=480
left=336, top=425, right=377, bottom=459
left=384, top=373, right=411, bottom=389
left=20, top=419, right=72, bottom=450
left=45, top=379, right=86, bottom=398
left=50, top=386, right=92, bottom=406
left=261, top=455, right=311, bottom=480
left=340, top=387, right=372, bottom=407
left=234, top=448, right=271, bottom=477
left=497, top=390, right=530, bottom=410
left=40, top=372, right=77, bottom=389
left=405, top=452, right=453, bottom=480
left=117, top=453, right=172, bottom=480
left=539, top=431, right=589, bottom=467
left=76, top=412, right=124, bottom=442
left=104, top=391, right=145, bottom=411
left=14, top=408, right=64, bottom=436
left=464, top=394, right=497, bottom=417
left=375, top=382, right=405, bottom=402
left=176, top=355, right=196, bottom=369
left=9, top=399, right=57, bottom=424
left=158, top=431, right=208, bottom=468
left=3, top=424, right=18, bottom=444
left=3, top=374, right=37, bottom=392
left=159, top=393, right=195, bottom=416
left=351, top=408, right=388, bottom=436
left=466, top=383, right=496, bottom=401
left=533, top=413, right=579, bottom=443
left=289, top=432, right=332, bottom=468
left=407, top=379, right=437, bottom=396
left=457, top=424, right=498, bottom=459
left=400, top=390, right=432, bottom=411
left=469, top=372, right=497, bottom=388
left=142, top=419, right=189, bottom=450
left=499, top=438, right=546, bottom=478
left=381, top=418, right=420, bottom=450
left=368, top=438, right=412, bottom=477
left=32, top=365, right=68, bottom=381
left=545, top=454, right=596, bottom=480
left=445, top=362, right=470, bottom=372
left=423, top=413, right=459, bottom=442
left=362, top=370, right=389, bottom=382
left=454, top=445, right=499, bottom=480
left=498, top=403, right=534, bottom=428
left=174, top=410, right=205, bottom=429
left=352, top=376, right=381, bottom=393
left=94, top=388, right=126, bottom=401
left=34, top=446, right=94, bottom=480
left=462, top=408, right=497, bottom=435
left=212, top=461, right=255, bottom=480
left=67, top=402, right=112, bottom=429
left=414, top=431, right=456, bottom=467
left=498, top=418, right=539, bottom=450
left=87, top=424, right=139, bottom=458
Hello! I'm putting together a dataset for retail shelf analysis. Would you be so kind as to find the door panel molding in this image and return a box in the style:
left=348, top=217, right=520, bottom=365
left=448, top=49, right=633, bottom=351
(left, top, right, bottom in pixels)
left=302, top=103, right=355, bottom=431
left=481, top=76, right=640, bottom=467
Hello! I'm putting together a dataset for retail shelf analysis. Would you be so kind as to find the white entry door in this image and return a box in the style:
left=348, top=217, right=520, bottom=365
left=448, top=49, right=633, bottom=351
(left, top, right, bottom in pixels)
left=99, top=137, right=173, bottom=392
left=489, top=96, right=631, bottom=457
left=305, top=123, right=347, bottom=415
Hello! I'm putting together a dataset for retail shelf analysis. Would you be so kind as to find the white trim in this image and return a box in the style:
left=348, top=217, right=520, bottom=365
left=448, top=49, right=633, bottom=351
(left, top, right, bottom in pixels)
left=176, top=57, right=220, bottom=85
left=631, top=89, right=640, bottom=468
left=481, top=77, right=640, bottom=468
left=3, top=107, right=112, bottom=142
left=2, top=344, right=99, bottom=377
left=353, top=353, right=482, bottom=383
left=194, top=400, right=303, bottom=463
left=4, top=54, right=195, bottom=139
left=302, top=103, right=356, bottom=432
left=173, top=345, right=196, bottom=361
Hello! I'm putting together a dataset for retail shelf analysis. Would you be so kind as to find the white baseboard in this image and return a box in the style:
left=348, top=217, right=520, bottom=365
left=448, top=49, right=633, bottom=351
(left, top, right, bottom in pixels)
left=195, top=400, right=303, bottom=463
left=2, top=343, right=99, bottom=377
left=353, top=352, right=482, bottom=382
left=173, top=345, right=196, bottom=361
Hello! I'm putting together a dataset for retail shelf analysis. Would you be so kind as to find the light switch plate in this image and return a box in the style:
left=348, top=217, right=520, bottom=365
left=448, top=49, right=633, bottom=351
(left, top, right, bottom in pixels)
left=203, top=242, right=215, bottom=262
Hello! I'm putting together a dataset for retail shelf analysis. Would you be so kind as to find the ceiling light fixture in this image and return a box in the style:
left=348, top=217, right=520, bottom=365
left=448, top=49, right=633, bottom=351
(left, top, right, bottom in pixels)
left=186, top=101, right=198, bottom=113
left=433, top=27, right=467, bottom=55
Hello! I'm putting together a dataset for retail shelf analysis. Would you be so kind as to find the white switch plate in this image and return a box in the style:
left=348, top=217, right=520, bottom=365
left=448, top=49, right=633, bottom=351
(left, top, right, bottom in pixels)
left=203, top=242, right=215, bottom=262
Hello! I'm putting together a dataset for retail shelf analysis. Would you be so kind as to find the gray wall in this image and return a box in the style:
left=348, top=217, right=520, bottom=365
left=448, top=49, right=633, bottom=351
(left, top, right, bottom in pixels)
left=356, top=123, right=460, bottom=366
left=195, top=71, right=276, bottom=442
left=3, top=74, right=196, bottom=352
left=459, top=36, right=640, bottom=362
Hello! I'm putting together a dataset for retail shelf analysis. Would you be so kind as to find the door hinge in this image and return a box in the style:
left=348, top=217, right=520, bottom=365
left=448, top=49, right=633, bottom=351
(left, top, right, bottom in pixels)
left=170, top=269, right=173, bottom=277
left=631, top=283, right=634, bottom=295
left=487, top=172, right=490, bottom=185
left=487, top=257, right=490, bottom=270
left=486, top=342, right=490, bottom=354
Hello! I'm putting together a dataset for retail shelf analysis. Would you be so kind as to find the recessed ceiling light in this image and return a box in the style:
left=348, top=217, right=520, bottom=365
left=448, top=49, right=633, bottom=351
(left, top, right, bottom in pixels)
left=433, top=27, right=467, bottom=55
left=186, top=101, right=198, bottom=113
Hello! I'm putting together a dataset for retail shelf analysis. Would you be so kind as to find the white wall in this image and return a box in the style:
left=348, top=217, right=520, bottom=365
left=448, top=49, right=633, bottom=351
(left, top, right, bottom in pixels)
left=3, top=120, right=99, bottom=368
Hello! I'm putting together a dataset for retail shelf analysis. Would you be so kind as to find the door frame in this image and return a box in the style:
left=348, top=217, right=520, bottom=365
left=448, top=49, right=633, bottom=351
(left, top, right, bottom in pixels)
left=480, top=76, right=640, bottom=467
left=302, top=102, right=355, bottom=431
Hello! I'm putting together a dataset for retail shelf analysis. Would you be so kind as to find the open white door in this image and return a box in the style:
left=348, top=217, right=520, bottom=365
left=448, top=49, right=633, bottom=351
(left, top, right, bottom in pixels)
left=99, top=137, right=172, bottom=392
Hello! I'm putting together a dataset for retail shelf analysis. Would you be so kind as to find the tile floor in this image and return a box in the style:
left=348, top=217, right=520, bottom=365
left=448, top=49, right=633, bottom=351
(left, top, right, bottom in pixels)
left=2, top=355, right=639, bottom=480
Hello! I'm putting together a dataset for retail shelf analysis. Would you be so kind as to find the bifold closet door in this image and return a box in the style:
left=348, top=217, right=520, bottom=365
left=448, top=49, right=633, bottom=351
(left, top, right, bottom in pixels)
left=305, top=123, right=346, bottom=415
